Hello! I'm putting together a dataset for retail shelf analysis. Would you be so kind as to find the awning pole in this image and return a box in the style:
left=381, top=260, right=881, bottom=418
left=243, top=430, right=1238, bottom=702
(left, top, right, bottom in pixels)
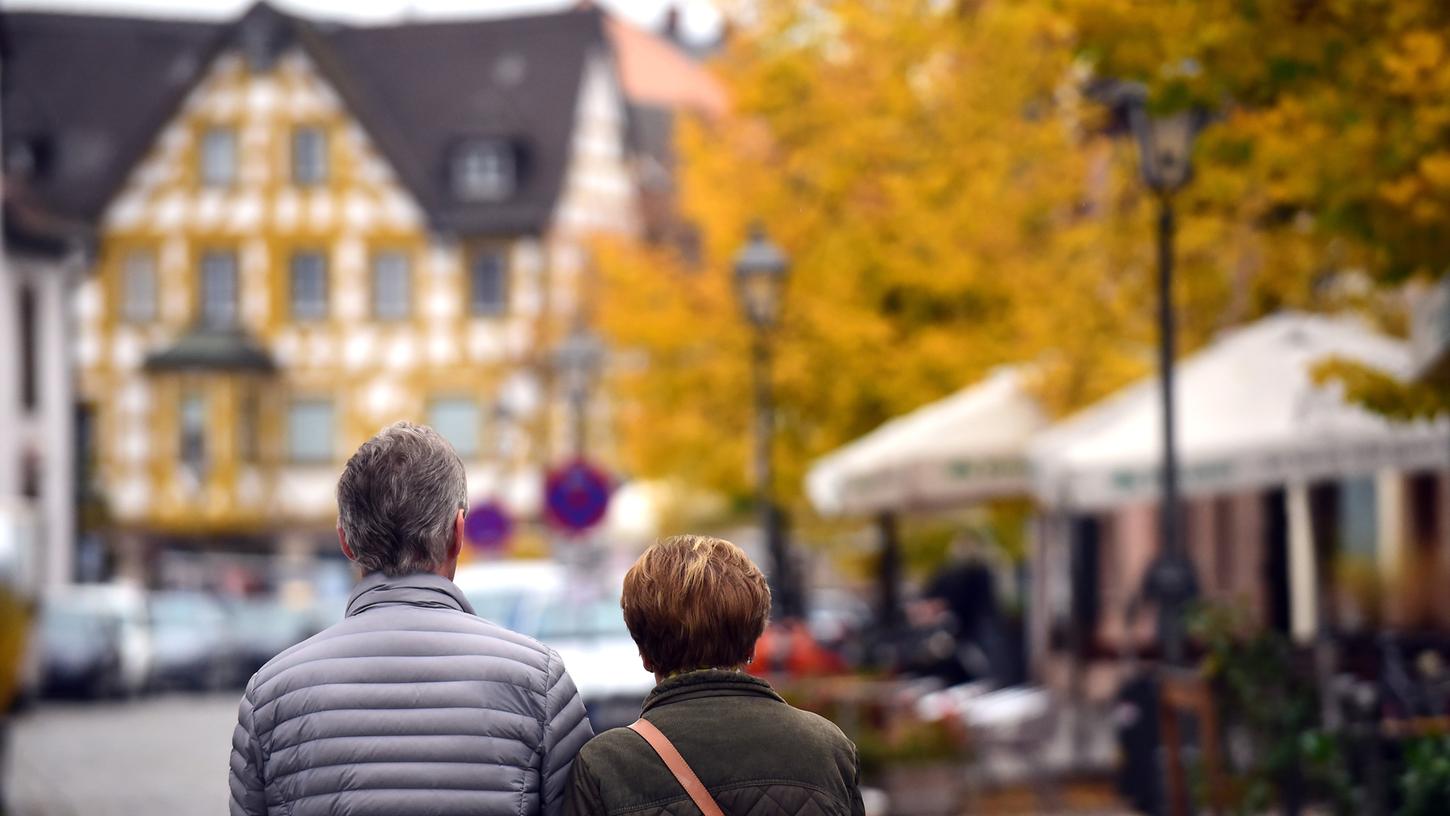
left=876, top=512, right=901, bottom=635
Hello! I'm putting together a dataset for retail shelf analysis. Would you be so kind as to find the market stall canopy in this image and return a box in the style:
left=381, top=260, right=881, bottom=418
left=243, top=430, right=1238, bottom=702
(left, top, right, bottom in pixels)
left=1029, top=313, right=1450, bottom=511
left=806, top=367, right=1047, bottom=516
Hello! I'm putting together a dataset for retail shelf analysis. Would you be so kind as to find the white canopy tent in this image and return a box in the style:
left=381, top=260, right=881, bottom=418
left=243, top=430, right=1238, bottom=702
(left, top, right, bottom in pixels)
left=1029, top=313, right=1450, bottom=512
left=807, top=367, right=1048, bottom=517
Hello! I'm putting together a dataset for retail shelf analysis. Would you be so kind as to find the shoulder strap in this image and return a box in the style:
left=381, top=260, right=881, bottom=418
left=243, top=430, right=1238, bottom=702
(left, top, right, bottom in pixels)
left=627, top=718, right=726, bottom=816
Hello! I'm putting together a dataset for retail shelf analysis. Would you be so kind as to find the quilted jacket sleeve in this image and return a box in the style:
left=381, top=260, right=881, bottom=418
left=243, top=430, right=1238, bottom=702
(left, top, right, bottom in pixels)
left=228, top=682, right=267, bottom=816
left=849, top=745, right=865, bottom=816
left=540, top=649, right=594, bottom=816
left=563, top=751, right=606, bottom=816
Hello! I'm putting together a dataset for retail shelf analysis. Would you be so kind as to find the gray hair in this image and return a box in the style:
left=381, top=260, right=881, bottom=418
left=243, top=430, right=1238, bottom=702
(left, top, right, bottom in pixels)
left=336, top=421, right=468, bottom=576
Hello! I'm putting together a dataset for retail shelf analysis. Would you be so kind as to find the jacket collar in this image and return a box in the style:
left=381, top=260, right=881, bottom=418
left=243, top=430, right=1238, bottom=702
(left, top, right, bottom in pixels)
left=345, top=571, right=476, bottom=618
left=641, top=669, right=785, bottom=714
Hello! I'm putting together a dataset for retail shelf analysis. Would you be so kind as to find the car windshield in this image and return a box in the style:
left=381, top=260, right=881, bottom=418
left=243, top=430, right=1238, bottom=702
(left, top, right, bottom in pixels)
left=41, top=607, right=109, bottom=644
left=467, top=589, right=528, bottom=630
left=535, top=597, right=630, bottom=641
left=233, top=603, right=302, bottom=639
left=464, top=586, right=629, bottom=642
left=151, top=594, right=226, bottom=630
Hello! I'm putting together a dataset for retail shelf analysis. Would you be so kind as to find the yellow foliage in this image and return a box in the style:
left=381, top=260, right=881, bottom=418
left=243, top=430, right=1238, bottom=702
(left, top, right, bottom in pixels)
left=598, top=0, right=1446, bottom=517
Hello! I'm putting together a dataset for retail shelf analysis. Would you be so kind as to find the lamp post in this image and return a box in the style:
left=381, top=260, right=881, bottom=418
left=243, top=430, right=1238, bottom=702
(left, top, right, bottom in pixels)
left=1127, top=89, right=1205, bottom=665
left=733, top=223, right=799, bottom=619
left=555, top=324, right=604, bottom=458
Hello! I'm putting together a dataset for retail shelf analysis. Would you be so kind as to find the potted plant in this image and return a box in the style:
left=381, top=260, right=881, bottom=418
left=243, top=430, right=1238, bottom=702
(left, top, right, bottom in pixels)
left=857, top=716, right=970, bottom=816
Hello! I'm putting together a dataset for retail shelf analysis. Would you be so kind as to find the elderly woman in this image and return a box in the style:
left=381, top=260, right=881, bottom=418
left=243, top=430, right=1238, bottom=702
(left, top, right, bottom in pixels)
left=566, top=535, right=863, bottom=816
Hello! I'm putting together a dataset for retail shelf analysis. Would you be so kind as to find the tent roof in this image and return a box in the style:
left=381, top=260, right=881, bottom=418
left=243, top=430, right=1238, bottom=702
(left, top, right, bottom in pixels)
left=1029, top=312, right=1450, bottom=510
left=807, top=367, right=1047, bottom=517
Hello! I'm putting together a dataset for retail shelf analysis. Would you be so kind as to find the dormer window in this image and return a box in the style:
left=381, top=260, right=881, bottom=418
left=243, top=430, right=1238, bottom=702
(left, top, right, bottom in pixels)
left=452, top=140, right=515, bottom=202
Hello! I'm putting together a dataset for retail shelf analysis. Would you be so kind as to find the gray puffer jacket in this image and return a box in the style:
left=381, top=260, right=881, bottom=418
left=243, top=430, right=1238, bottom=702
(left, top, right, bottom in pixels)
left=229, top=571, right=593, bottom=816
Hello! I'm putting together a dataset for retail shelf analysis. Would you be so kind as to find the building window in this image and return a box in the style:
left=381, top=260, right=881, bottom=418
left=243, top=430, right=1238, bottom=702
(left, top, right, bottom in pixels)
left=451, top=140, right=515, bottom=202
left=469, top=251, right=509, bottom=316
left=199, top=127, right=238, bottom=187
left=180, top=391, right=207, bottom=480
left=238, top=388, right=260, bottom=463
left=200, top=250, right=239, bottom=328
left=289, top=251, right=328, bottom=320
left=291, top=126, right=328, bottom=186
left=371, top=251, right=411, bottom=319
left=287, top=399, right=334, bottom=463
left=122, top=249, right=158, bottom=323
left=429, top=398, right=481, bottom=459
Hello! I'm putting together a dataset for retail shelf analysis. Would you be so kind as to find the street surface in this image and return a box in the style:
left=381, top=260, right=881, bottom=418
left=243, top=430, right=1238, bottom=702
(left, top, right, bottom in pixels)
left=5, top=694, right=239, bottom=816
left=1, top=694, right=1132, bottom=815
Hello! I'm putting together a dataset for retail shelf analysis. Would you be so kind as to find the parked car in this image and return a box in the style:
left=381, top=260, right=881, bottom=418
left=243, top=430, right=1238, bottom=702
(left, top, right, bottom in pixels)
left=454, top=560, right=656, bottom=731
left=50, top=583, right=153, bottom=697
left=225, top=598, right=316, bottom=680
left=36, top=600, right=123, bottom=698
left=147, top=591, right=242, bottom=691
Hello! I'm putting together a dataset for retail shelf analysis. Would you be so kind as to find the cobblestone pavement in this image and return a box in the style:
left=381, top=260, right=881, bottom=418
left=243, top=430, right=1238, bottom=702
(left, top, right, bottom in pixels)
left=4, top=693, right=240, bottom=816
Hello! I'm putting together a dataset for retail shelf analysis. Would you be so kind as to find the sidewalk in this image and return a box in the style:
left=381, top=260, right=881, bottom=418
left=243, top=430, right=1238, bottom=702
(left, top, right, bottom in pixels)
left=972, top=778, right=1134, bottom=815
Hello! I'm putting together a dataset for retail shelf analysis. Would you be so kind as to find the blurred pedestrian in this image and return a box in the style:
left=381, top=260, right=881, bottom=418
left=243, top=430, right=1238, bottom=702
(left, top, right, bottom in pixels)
left=228, top=421, right=591, bottom=816
left=566, top=535, right=863, bottom=816
left=918, top=531, right=1007, bottom=685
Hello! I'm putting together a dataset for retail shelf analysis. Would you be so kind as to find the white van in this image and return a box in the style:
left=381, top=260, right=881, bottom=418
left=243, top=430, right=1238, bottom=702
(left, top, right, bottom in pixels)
left=453, top=559, right=656, bottom=731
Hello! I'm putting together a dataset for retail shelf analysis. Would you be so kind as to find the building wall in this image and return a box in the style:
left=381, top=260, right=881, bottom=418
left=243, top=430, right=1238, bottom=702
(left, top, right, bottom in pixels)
left=0, top=252, right=78, bottom=587
left=76, top=45, right=636, bottom=561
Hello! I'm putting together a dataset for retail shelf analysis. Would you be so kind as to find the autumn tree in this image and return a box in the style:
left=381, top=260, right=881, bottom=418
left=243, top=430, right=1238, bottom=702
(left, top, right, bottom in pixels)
left=1066, top=0, right=1450, bottom=415
left=597, top=0, right=1399, bottom=517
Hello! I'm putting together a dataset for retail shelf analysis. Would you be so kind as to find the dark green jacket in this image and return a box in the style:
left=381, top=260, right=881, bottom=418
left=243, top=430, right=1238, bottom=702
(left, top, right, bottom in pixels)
left=566, top=670, right=863, bottom=816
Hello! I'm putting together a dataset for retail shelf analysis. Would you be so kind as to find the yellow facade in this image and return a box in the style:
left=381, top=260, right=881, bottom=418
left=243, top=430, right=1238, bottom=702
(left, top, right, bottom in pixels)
left=76, top=45, right=628, bottom=559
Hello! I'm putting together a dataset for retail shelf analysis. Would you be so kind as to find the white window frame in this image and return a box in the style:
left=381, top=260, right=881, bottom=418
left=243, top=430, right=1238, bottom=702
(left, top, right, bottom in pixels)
left=371, top=251, right=411, bottom=320
left=200, top=250, right=238, bottom=328
left=122, top=249, right=158, bottom=323
left=289, top=250, right=328, bottom=320
left=287, top=399, right=335, bottom=464
left=180, top=390, right=207, bottom=481
left=452, top=140, right=515, bottom=202
left=292, top=126, right=328, bottom=186
left=428, top=397, right=482, bottom=459
left=469, top=250, right=509, bottom=316
left=199, top=126, right=238, bottom=187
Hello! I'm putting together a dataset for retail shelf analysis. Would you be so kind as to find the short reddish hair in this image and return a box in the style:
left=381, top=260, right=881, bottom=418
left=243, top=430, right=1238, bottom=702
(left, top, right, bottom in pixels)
left=622, top=535, right=771, bottom=676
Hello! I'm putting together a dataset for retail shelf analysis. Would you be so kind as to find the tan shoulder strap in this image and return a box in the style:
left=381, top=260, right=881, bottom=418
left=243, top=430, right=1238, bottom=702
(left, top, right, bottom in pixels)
left=627, top=718, right=725, bottom=816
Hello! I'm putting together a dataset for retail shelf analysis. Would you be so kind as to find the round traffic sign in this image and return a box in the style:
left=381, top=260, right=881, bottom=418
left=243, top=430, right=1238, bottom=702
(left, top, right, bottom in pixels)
left=544, top=459, right=612, bottom=533
left=464, top=500, right=513, bottom=552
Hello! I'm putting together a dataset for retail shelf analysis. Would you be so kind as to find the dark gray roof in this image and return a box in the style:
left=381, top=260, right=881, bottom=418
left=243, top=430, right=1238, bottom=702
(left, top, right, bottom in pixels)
left=313, top=10, right=605, bottom=236
left=143, top=326, right=276, bottom=373
left=0, top=11, right=224, bottom=248
left=0, top=2, right=608, bottom=243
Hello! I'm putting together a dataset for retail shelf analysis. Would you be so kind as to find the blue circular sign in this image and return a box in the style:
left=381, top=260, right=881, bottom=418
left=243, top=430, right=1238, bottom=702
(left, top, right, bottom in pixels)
left=544, top=459, right=612, bottom=533
left=464, top=500, right=513, bottom=552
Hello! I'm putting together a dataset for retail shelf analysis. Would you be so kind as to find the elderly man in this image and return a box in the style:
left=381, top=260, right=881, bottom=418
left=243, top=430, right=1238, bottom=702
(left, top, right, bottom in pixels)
left=229, top=421, right=591, bottom=816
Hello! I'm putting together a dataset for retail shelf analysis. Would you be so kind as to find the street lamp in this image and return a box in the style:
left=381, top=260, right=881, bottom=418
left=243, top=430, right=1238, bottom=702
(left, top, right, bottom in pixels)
left=555, top=324, right=605, bottom=457
left=733, top=223, right=799, bottom=619
left=1127, top=87, right=1206, bottom=665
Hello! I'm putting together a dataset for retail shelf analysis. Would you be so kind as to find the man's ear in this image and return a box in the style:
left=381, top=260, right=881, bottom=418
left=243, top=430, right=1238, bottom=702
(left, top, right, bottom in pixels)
left=448, top=509, right=465, bottom=561
left=338, top=525, right=356, bottom=562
